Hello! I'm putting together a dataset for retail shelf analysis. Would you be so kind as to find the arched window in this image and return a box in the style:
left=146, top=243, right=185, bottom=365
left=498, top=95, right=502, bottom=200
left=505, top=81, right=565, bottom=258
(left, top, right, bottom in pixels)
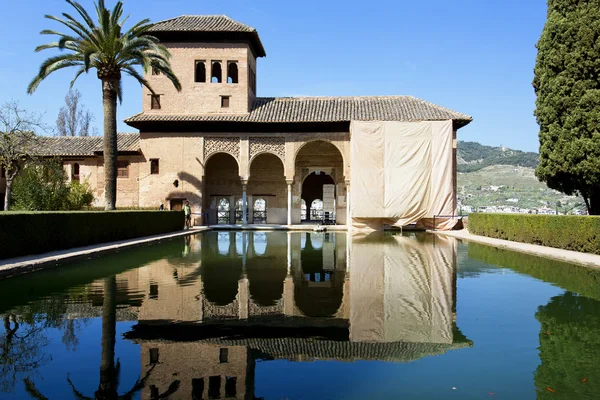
left=217, top=232, right=230, bottom=255
left=72, top=163, right=80, bottom=182
left=195, top=61, right=206, bottom=83
left=211, top=62, right=222, bottom=83
left=301, top=199, right=307, bottom=220
left=235, top=198, right=244, bottom=224
left=227, top=62, right=238, bottom=84
left=310, top=199, right=323, bottom=220
left=217, top=198, right=230, bottom=224
left=253, top=198, right=266, bottom=224
left=253, top=232, right=266, bottom=255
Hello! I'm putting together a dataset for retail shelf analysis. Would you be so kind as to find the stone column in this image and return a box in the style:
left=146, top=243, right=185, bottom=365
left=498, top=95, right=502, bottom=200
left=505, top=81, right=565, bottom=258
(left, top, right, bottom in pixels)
left=242, top=180, right=248, bottom=225
left=287, top=231, right=292, bottom=274
left=286, top=179, right=293, bottom=225
left=229, top=195, right=235, bottom=224
left=345, top=180, right=351, bottom=226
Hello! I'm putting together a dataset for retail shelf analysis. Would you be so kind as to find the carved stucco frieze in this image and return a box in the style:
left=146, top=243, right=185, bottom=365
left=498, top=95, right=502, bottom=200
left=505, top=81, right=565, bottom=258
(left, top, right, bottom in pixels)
left=249, top=136, right=285, bottom=162
left=204, top=137, right=240, bottom=162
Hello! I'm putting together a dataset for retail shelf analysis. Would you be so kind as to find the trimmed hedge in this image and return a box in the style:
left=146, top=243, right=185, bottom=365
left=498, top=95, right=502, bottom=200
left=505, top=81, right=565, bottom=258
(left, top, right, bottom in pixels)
left=468, top=213, right=600, bottom=255
left=0, top=211, right=184, bottom=260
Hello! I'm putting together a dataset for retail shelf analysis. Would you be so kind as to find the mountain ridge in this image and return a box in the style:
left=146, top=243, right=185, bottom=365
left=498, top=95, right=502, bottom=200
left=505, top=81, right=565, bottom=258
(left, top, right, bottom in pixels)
left=457, top=141, right=539, bottom=173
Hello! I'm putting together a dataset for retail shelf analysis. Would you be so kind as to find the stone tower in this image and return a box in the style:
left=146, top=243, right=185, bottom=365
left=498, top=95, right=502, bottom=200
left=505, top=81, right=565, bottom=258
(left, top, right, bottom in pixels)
left=142, top=15, right=266, bottom=115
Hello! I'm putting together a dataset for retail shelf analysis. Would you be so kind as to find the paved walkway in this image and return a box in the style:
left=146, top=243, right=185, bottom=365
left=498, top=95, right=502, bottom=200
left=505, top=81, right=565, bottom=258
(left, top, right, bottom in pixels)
left=0, top=227, right=209, bottom=278
left=432, top=229, right=600, bottom=270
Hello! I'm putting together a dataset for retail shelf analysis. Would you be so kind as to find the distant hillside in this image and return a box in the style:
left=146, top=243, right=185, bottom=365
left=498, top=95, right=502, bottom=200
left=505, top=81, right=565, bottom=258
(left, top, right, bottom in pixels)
left=457, top=141, right=539, bottom=173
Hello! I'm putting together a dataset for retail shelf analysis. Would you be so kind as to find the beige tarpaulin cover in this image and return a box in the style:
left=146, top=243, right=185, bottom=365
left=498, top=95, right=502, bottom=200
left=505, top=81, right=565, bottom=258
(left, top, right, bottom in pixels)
left=350, top=120, right=456, bottom=230
left=349, top=233, right=456, bottom=344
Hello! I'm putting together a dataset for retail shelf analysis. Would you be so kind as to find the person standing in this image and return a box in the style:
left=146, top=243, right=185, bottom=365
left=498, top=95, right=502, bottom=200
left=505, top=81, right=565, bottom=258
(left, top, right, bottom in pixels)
left=183, top=201, right=192, bottom=229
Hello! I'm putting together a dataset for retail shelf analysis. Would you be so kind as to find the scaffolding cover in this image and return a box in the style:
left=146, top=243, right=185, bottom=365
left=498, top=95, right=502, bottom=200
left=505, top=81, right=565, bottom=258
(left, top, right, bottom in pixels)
left=350, top=120, right=456, bottom=230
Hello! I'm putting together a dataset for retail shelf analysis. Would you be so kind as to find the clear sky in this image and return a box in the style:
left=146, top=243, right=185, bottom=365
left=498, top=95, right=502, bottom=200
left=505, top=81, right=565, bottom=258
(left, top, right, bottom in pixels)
left=0, top=0, right=547, bottom=152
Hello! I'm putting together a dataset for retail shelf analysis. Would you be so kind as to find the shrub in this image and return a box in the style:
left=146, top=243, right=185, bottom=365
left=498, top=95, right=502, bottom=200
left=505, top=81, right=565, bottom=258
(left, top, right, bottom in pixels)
left=12, top=159, right=70, bottom=211
left=11, top=159, right=95, bottom=211
left=0, top=211, right=184, bottom=260
left=469, top=213, right=600, bottom=255
left=67, top=180, right=95, bottom=210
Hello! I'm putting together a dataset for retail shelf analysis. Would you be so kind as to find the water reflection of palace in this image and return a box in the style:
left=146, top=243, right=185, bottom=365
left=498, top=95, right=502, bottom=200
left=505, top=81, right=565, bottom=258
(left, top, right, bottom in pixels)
left=106, top=232, right=469, bottom=400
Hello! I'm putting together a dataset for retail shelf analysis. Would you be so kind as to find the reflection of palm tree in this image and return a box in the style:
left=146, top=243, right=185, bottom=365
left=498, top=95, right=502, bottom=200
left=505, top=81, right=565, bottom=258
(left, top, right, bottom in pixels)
left=68, top=276, right=180, bottom=400
left=26, top=276, right=179, bottom=399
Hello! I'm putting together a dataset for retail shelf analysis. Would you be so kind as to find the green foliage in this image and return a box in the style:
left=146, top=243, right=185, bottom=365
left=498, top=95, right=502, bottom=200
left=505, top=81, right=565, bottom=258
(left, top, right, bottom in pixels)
left=468, top=243, right=600, bottom=300
left=457, top=141, right=539, bottom=173
left=0, top=211, right=183, bottom=260
left=28, top=0, right=181, bottom=99
left=11, top=159, right=94, bottom=211
left=468, top=213, right=600, bottom=254
left=67, top=180, right=95, bottom=210
left=533, top=0, right=600, bottom=214
left=534, top=293, right=600, bottom=399
left=12, top=159, right=70, bottom=210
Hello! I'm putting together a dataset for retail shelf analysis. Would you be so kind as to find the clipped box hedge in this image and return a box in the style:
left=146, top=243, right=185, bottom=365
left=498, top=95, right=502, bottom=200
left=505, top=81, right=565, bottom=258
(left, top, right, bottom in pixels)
left=0, top=211, right=184, bottom=260
left=468, top=213, right=600, bottom=255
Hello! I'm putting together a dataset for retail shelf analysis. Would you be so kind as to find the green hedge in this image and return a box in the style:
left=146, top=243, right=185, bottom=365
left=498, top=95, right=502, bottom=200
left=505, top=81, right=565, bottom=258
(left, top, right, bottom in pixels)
left=0, top=211, right=184, bottom=260
left=468, top=213, right=600, bottom=255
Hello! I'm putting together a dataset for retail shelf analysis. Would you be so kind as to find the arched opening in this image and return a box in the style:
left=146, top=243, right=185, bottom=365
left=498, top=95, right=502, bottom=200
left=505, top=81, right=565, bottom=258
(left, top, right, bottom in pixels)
left=204, top=153, right=241, bottom=225
left=302, top=172, right=335, bottom=223
left=211, top=61, right=222, bottom=83
left=217, top=198, right=230, bottom=225
left=201, top=232, right=242, bottom=305
left=227, top=62, right=238, bottom=84
left=295, top=141, right=344, bottom=224
left=253, top=198, right=266, bottom=224
left=248, top=153, right=286, bottom=224
left=234, top=198, right=246, bottom=224
left=195, top=61, right=206, bottom=83
left=294, top=232, right=344, bottom=317
left=72, top=163, right=80, bottom=182
left=246, top=232, right=287, bottom=307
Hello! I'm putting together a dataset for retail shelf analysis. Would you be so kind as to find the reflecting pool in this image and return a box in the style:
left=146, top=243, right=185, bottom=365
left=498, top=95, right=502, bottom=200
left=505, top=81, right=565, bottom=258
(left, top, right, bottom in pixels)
left=1, top=231, right=599, bottom=399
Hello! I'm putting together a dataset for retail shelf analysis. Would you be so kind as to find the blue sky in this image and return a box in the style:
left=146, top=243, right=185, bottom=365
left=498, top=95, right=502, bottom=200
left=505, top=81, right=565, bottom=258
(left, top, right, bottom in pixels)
left=0, top=0, right=547, bottom=152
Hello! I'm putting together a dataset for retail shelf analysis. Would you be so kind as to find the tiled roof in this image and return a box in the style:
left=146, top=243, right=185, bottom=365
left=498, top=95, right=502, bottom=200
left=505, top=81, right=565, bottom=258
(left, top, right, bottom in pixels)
left=32, top=133, right=140, bottom=156
left=149, top=15, right=256, bottom=33
left=125, top=96, right=472, bottom=126
left=132, top=337, right=472, bottom=363
left=148, top=15, right=266, bottom=57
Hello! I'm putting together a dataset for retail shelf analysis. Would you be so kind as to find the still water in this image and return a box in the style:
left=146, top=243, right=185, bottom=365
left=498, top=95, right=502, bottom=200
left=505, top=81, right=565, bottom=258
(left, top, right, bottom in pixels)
left=1, top=231, right=599, bottom=400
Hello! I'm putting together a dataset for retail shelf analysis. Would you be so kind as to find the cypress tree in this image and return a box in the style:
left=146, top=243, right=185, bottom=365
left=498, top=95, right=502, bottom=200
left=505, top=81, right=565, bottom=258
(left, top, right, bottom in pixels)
left=533, top=0, right=600, bottom=214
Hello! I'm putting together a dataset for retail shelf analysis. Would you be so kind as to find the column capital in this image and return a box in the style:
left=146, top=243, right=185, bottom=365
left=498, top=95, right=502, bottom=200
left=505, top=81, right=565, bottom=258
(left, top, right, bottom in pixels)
left=345, top=179, right=350, bottom=186
left=241, top=178, right=248, bottom=186
left=286, top=179, right=294, bottom=186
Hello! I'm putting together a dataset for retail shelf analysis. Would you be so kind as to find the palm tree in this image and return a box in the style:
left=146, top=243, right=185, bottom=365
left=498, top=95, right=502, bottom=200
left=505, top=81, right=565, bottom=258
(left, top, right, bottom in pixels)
left=28, top=0, right=181, bottom=210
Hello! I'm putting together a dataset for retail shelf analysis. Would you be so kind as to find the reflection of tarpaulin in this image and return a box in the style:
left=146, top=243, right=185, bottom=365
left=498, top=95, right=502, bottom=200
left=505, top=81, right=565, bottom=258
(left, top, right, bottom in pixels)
left=350, top=234, right=456, bottom=344
left=350, top=120, right=456, bottom=230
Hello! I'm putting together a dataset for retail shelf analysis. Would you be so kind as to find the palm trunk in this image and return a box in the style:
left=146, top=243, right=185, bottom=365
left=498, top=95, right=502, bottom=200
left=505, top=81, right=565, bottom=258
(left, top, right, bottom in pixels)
left=96, top=275, right=118, bottom=400
left=102, top=79, right=118, bottom=210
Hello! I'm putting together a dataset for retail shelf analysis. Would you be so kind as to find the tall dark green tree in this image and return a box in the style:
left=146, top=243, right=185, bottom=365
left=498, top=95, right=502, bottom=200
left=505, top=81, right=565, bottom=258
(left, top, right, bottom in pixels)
left=28, top=0, right=181, bottom=210
left=533, top=0, right=600, bottom=215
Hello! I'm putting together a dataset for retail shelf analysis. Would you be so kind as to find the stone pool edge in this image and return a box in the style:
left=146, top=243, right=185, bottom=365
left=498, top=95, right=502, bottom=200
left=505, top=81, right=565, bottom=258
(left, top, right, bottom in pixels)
left=431, top=229, right=600, bottom=270
left=0, top=227, right=210, bottom=278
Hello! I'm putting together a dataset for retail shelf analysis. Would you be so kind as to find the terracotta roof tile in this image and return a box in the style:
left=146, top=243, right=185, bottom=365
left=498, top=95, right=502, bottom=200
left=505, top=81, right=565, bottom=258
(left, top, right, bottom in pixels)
left=125, top=96, right=472, bottom=126
left=149, top=15, right=257, bottom=33
left=32, top=133, right=140, bottom=157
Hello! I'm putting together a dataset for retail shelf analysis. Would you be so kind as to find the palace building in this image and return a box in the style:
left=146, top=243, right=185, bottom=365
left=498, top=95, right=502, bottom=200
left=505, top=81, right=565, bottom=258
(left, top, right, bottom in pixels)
left=1, top=15, right=472, bottom=228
